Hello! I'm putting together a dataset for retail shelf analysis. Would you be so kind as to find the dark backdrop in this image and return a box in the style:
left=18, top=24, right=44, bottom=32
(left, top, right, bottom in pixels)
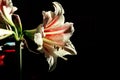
left=0, top=0, right=96, bottom=80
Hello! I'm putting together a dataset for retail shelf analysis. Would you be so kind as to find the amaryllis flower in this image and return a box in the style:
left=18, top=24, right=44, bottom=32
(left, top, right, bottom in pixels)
left=0, top=0, right=17, bottom=26
left=0, top=0, right=22, bottom=41
left=25, top=2, right=77, bottom=71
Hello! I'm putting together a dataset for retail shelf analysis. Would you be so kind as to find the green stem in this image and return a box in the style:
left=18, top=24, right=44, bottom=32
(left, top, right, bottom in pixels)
left=20, top=41, right=22, bottom=80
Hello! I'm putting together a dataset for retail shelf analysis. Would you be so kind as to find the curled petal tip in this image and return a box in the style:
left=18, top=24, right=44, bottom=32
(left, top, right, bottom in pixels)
left=52, top=1, right=64, bottom=15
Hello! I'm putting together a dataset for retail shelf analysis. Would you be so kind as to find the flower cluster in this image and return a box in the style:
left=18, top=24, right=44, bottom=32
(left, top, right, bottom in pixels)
left=0, top=0, right=22, bottom=41
left=0, top=0, right=77, bottom=71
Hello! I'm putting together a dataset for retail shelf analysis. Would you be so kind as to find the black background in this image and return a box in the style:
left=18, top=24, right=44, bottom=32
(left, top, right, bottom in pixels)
left=0, top=0, right=96, bottom=80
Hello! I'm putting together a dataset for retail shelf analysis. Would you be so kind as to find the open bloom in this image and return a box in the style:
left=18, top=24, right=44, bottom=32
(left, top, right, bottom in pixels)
left=25, top=2, right=77, bottom=71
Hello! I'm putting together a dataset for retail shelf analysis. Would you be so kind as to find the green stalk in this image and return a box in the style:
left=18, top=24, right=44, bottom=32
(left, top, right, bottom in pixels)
left=20, top=41, right=22, bottom=80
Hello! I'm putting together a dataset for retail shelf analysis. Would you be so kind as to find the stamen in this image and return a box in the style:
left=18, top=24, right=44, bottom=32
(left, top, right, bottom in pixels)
left=54, top=45, right=59, bottom=51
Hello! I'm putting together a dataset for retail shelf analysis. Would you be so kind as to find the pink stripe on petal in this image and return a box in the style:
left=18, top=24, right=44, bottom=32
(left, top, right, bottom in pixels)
left=45, top=34, right=65, bottom=45
left=45, top=24, right=73, bottom=37
left=43, top=43, right=55, bottom=56
left=45, top=16, right=59, bottom=28
left=44, top=25, right=69, bottom=32
left=43, top=38, right=64, bottom=47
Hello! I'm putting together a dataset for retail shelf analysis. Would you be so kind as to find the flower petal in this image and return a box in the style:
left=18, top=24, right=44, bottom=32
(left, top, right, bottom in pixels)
left=43, top=2, right=65, bottom=29
left=45, top=22, right=74, bottom=35
left=0, top=0, right=17, bottom=13
left=0, top=0, right=17, bottom=26
left=34, top=33, right=43, bottom=50
left=47, top=55, right=57, bottom=71
left=44, top=40, right=77, bottom=71
left=53, top=2, right=64, bottom=15
left=44, top=22, right=74, bottom=46
left=2, top=6, right=13, bottom=25
left=53, top=40, right=77, bottom=59
left=43, top=42, right=55, bottom=56
left=42, top=42, right=58, bottom=71
left=42, top=11, right=54, bottom=26
left=63, top=40, right=77, bottom=55
left=0, top=28, right=14, bottom=40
